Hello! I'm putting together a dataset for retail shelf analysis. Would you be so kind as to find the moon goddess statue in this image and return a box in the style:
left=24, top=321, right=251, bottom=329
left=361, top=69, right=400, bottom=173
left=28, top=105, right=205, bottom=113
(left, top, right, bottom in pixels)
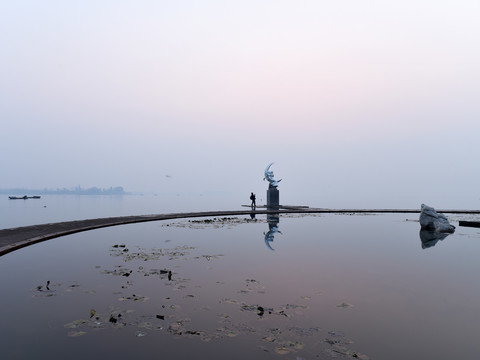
left=264, top=162, right=281, bottom=188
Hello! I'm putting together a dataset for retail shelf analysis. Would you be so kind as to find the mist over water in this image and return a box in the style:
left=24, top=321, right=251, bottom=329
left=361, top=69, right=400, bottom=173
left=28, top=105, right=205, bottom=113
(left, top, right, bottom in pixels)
left=1, top=194, right=236, bottom=229
left=2, top=190, right=480, bottom=230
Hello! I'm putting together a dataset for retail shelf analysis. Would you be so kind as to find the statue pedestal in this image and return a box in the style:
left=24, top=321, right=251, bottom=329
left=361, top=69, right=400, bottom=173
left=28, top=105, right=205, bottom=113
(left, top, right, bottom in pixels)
left=267, top=188, right=279, bottom=208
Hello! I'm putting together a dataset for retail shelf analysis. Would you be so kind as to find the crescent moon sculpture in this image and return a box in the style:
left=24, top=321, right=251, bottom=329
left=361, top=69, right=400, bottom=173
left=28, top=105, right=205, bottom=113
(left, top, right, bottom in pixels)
left=264, top=162, right=281, bottom=188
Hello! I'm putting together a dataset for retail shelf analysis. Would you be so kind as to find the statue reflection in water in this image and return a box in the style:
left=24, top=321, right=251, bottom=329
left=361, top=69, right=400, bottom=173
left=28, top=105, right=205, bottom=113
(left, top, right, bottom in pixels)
left=264, top=213, right=281, bottom=251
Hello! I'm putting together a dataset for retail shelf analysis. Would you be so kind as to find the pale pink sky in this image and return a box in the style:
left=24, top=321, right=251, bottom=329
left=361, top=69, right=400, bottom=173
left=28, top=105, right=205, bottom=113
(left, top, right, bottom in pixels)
left=1, top=0, right=479, bottom=208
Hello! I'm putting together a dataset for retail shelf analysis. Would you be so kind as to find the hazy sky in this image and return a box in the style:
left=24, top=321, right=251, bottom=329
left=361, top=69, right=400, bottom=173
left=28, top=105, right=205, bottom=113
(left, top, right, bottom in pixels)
left=1, top=0, right=479, bottom=208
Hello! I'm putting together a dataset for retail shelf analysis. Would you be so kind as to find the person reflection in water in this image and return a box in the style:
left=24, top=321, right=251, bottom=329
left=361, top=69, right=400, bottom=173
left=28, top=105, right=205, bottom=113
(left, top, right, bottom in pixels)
left=250, top=192, right=256, bottom=209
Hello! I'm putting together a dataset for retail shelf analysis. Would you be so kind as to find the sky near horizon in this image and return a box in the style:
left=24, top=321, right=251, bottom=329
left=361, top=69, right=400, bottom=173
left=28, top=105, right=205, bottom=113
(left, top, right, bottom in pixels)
left=1, top=1, right=479, bottom=208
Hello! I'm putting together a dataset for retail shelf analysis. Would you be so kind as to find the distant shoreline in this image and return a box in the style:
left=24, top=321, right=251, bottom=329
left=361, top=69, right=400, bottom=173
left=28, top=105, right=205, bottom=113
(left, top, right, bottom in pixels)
left=0, top=186, right=129, bottom=196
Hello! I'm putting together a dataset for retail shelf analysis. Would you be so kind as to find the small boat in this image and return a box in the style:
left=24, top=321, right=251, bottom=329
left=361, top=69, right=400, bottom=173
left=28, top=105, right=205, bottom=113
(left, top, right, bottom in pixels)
left=8, top=195, right=41, bottom=200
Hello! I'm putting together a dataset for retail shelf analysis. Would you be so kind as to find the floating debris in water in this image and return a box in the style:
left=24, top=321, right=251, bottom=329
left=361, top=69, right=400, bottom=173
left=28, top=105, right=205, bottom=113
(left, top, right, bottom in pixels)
left=336, top=302, right=353, bottom=309
left=216, top=326, right=240, bottom=337
left=30, top=236, right=369, bottom=359
left=327, top=330, right=348, bottom=338
left=166, top=217, right=265, bottom=229
left=167, top=319, right=191, bottom=335
left=282, top=303, right=308, bottom=310
left=137, top=322, right=153, bottom=329
left=57, top=294, right=368, bottom=358
left=288, top=326, right=321, bottom=336
left=193, top=254, right=225, bottom=261
left=118, top=294, right=149, bottom=303
left=185, top=330, right=203, bottom=336
left=220, top=298, right=242, bottom=305
left=33, top=280, right=64, bottom=297
left=64, top=319, right=88, bottom=329
left=274, top=340, right=304, bottom=355
left=277, top=346, right=295, bottom=355
left=68, top=331, right=87, bottom=337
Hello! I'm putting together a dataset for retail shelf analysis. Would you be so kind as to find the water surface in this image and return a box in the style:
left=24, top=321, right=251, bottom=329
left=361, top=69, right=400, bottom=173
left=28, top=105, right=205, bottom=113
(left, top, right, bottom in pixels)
left=0, top=193, right=238, bottom=229
left=1, top=213, right=480, bottom=359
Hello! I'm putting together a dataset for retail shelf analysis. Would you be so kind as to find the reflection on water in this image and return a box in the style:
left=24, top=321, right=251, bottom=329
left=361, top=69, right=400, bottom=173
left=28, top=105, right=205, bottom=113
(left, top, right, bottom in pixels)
left=264, top=213, right=281, bottom=251
left=2, top=214, right=480, bottom=360
left=419, top=229, right=453, bottom=249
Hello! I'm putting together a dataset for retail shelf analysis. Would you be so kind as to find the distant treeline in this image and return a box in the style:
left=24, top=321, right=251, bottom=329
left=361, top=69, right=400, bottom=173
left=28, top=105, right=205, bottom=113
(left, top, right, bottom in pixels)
left=1, top=186, right=128, bottom=195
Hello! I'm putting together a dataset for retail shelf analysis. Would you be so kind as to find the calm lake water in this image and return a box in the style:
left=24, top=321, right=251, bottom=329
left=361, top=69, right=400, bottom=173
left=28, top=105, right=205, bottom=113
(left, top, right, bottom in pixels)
left=3, top=193, right=480, bottom=230
left=0, top=194, right=240, bottom=229
left=1, top=212, right=480, bottom=359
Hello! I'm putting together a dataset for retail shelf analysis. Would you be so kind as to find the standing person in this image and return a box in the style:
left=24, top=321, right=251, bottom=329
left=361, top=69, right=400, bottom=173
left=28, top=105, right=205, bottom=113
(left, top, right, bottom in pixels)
left=250, top=192, right=256, bottom=208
